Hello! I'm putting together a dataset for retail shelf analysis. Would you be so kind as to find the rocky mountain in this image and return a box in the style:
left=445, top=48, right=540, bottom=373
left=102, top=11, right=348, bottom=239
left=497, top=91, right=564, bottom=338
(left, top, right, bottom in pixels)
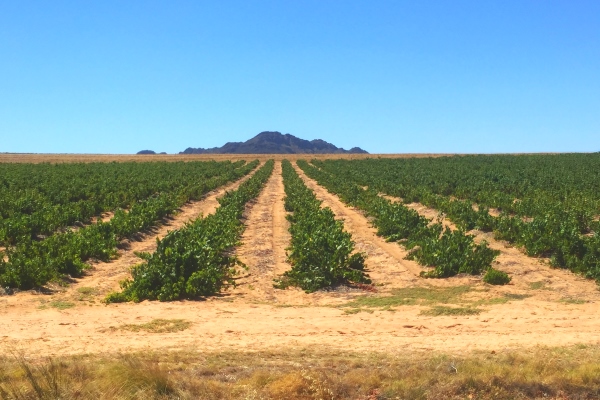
left=179, top=131, right=368, bottom=154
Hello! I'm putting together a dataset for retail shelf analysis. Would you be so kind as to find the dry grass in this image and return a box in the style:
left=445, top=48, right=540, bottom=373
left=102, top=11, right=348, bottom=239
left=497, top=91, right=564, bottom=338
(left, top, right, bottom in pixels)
left=1, top=346, right=600, bottom=399
left=76, top=287, right=96, bottom=296
left=559, top=297, right=587, bottom=305
left=420, top=305, right=482, bottom=316
left=37, top=300, right=76, bottom=310
left=529, top=281, right=552, bottom=290
left=116, top=319, right=192, bottom=334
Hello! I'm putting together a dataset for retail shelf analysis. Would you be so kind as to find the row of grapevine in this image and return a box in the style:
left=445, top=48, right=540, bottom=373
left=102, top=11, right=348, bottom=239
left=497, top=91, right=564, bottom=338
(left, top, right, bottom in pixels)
left=0, top=161, right=259, bottom=290
left=311, top=156, right=600, bottom=282
left=0, top=160, right=247, bottom=246
left=274, top=160, right=370, bottom=293
left=105, top=160, right=275, bottom=302
left=297, top=161, right=504, bottom=281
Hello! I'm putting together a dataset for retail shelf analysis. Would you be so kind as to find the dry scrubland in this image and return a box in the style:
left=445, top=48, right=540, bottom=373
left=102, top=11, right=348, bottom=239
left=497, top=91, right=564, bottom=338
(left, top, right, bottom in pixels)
left=1, top=154, right=599, bottom=399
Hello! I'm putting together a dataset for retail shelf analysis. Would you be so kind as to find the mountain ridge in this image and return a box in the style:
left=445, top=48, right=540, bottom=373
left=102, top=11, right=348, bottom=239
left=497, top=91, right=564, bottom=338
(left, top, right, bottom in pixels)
left=179, top=131, right=368, bottom=154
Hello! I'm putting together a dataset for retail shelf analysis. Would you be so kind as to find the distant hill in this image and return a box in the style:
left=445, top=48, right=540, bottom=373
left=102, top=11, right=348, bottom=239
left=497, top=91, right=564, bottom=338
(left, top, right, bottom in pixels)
left=137, top=150, right=167, bottom=155
left=179, top=131, right=368, bottom=154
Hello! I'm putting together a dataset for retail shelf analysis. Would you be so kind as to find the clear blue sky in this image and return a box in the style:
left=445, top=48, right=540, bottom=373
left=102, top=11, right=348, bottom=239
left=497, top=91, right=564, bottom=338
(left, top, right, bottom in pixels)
left=1, top=1, right=598, bottom=154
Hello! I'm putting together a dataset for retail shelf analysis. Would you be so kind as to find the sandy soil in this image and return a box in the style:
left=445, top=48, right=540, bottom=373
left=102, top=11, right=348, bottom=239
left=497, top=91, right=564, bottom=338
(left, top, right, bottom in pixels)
left=229, top=161, right=305, bottom=304
left=1, top=161, right=600, bottom=358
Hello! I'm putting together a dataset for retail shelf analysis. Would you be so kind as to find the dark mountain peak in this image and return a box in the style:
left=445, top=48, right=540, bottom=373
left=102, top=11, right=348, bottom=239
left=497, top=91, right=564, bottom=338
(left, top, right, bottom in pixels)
left=137, top=150, right=167, bottom=155
left=349, top=147, right=368, bottom=154
left=180, top=131, right=368, bottom=154
left=254, top=131, right=286, bottom=140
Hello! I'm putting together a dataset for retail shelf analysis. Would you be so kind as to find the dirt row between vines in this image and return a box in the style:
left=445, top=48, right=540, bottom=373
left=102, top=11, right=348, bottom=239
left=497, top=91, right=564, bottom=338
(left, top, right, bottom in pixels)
left=1, top=161, right=600, bottom=358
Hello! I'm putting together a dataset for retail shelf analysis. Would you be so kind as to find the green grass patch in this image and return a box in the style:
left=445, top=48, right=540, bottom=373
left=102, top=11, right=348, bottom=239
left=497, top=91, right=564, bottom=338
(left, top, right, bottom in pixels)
left=39, top=300, right=76, bottom=310
left=472, top=297, right=510, bottom=306
left=529, top=281, right=551, bottom=290
left=76, top=286, right=97, bottom=302
left=118, top=319, right=192, bottom=334
left=76, top=287, right=96, bottom=295
left=420, top=306, right=482, bottom=316
left=343, top=285, right=472, bottom=310
left=341, top=286, right=530, bottom=314
left=473, top=292, right=530, bottom=306
left=272, top=303, right=310, bottom=309
left=343, top=308, right=374, bottom=315
left=51, top=301, right=75, bottom=310
left=560, top=297, right=587, bottom=304
left=503, top=293, right=531, bottom=300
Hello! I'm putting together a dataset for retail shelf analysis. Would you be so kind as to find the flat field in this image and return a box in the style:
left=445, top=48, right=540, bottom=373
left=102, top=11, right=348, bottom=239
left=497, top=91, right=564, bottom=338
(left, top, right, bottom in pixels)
left=0, top=152, right=452, bottom=164
left=1, top=153, right=599, bottom=399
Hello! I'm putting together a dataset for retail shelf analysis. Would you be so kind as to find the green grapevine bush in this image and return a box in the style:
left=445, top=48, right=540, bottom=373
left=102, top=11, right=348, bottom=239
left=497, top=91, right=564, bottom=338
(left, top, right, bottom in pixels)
left=483, top=268, right=511, bottom=285
left=274, top=160, right=370, bottom=293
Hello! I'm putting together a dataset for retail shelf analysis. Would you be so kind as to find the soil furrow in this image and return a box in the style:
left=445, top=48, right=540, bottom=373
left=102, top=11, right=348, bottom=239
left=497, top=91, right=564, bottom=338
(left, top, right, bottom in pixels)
left=230, top=161, right=297, bottom=303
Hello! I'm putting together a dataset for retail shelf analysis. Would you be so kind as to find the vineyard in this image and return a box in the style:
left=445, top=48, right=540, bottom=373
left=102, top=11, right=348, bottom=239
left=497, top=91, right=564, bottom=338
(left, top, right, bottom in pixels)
left=1, top=155, right=599, bottom=295
left=0, top=160, right=258, bottom=289
left=310, top=154, right=600, bottom=282
left=1, top=154, right=600, bottom=366
left=106, top=160, right=274, bottom=302
left=297, top=160, right=504, bottom=281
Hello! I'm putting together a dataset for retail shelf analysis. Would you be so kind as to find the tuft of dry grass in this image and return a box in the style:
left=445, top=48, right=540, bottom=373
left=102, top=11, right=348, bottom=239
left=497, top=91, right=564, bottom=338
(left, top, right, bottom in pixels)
left=77, top=287, right=96, bottom=296
left=560, top=297, right=587, bottom=304
left=529, top=281, right=552, bottom=290
left=38, top=300, right=76, bottom=310
left=116, top=319, right=192, bottom=333
left=420, top=305, right=482, bottom=316
left=1, top=346, right=600, bottom=399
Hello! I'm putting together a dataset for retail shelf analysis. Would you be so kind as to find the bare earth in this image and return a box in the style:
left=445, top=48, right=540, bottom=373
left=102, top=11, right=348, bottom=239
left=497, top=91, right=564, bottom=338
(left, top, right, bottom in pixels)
left=1, top=161, right=600, bottom=358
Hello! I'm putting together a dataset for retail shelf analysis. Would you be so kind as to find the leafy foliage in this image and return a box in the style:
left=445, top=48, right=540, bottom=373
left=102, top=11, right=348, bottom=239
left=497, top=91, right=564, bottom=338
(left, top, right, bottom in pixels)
left=297, top=160, right=500, bottom=278
left=312, top=155, right=600, bottom=282
left=483, top=268, right=512, bottom=285
left=407, top=227, right=500, bottom=278
left=274, top=160, right=370, bottom=293
left=106, top=160, right=274, bottom=302
left=0, top=161, right=248, bottom=245
left=0, top=160, right=259, bottom=289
